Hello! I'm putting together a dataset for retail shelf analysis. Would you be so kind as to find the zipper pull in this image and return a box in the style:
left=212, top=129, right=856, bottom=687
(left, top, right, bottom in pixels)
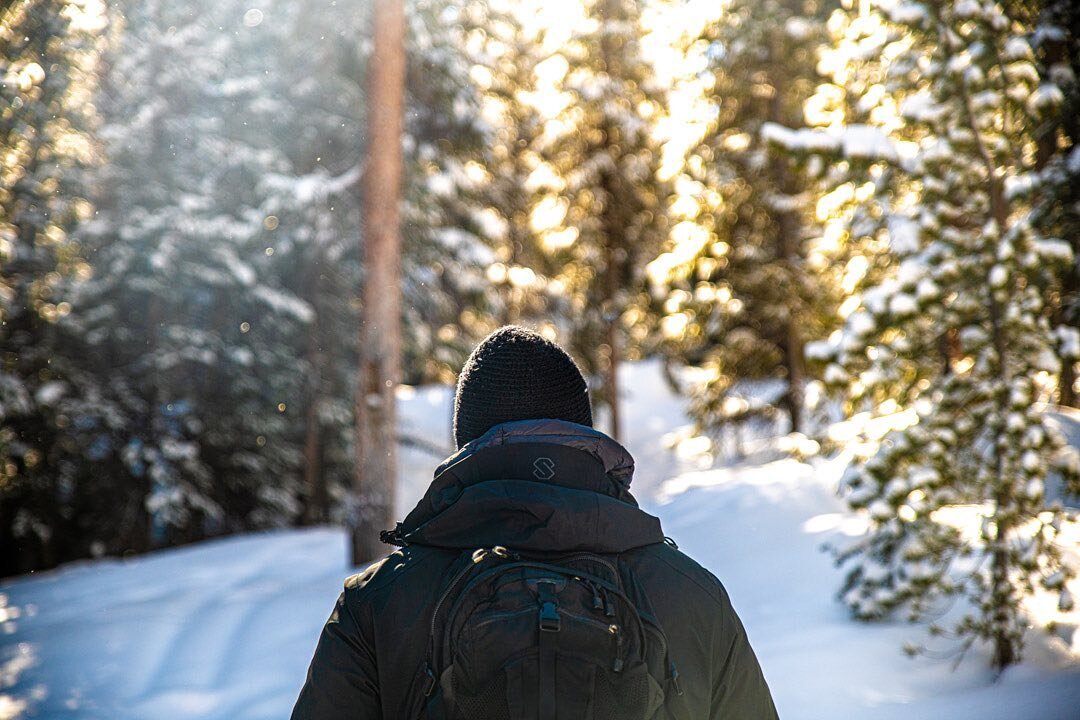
left=610, top=624, right=624, bottom=672
left=421, top=663, right=437, bottom=697
left=586, top=580, right=604, bottom=611
left=669, top=661, right=684, bottom=696
left=601, top=587, right=615, bottom=617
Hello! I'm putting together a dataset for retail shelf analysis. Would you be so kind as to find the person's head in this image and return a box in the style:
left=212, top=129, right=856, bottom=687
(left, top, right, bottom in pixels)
left=452, top=325, right=593, bottom=449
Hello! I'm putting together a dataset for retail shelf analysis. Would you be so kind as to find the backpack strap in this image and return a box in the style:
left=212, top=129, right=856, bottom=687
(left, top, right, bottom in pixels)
left=537, top=579, right=560, bottom=720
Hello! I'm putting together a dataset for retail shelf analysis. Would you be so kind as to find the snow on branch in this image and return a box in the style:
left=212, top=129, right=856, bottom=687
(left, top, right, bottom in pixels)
left=262, top=165, right=362, bottom=211
left=761, top=122, right=898, bottom=163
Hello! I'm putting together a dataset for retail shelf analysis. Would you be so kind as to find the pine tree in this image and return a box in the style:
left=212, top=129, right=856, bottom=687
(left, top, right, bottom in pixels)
left=398, top=0, right=494, bottom=384
left=807, top=0, right=1080, bottom=670
left=457, top=0, right=563, bottom=331
left=245, top=0, right=369, bottom=525
left=0, top=0, right=106, bottom=574
left=75, top=0, right=318, bottom=547
left=1021, top=0, right=1080, bottom=408
left=542, top=0, right=671, bottom=441
left=648, top=0, right=840, bottom=444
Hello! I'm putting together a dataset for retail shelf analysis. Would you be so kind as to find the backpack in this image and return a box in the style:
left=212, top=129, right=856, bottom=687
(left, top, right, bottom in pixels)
left=408, top=545, right=682, bottom=720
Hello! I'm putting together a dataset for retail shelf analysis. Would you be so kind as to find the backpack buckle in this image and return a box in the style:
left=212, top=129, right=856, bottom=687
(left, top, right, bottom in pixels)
left=539, top=601, right=561, bottom=632
left=537, top=581, right=561, bottom=632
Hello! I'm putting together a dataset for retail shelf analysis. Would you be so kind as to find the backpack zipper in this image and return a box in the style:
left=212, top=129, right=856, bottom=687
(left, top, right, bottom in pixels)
left=428, top=553, right=669, bottom=691
left=437, top=560, right=645, bottom=661
left=425, top=548, right=512, bottom=669
left=610, top=622, right=625, bottom=672
left=549, top=552, right=622, bottom=589
left=517, top=552, right=677, bottom=675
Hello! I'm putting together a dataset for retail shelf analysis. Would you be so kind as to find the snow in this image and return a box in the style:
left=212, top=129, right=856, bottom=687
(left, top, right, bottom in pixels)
left=2, top=360, right=1079, bottom=720
left=989, top=265, right=1008, bottom=288
left=1057, top=326, right=1080, bottom=359
left=889, top=293, right=918, bottom=317
left=886, top=2, right=928, bottom=26
left=1035, top=239, right=1073, bottom=263
left=888, top=216, right=920, bottom=254
left=784, top=17, right=813, bottom=40
left=761, top=122, right=897, bottom=162
left=262, top=166, right=361, bottom=209
left=1003, top=37, right=1033, bottom=61
left=1068, top=146, right=1080, bottom=175
left=953, top=0, right=981, bottom=19
left=1028, top=84, right=1065, bottom=113
left=32, top=382, right=66, bottom=407
left=252, top=286, right=315, bottom=324
left=901, top=92, right=946, bottom=124
left=1004, top=173, right=1038, bottom=201
left=849, top=310, right=877, bottom=337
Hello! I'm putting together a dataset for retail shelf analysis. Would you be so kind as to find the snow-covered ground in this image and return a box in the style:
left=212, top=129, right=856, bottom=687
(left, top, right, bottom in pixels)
left=2, top=361, right=1079, bottom=719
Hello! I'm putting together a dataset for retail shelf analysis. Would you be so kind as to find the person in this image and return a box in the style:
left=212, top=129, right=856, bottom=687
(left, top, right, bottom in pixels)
left=291, top=325, right=778, bottom=719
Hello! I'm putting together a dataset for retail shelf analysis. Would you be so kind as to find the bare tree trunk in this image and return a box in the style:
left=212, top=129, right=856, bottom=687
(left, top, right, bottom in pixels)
left=767, top=38, right=805, bottom=434
left=303, top=391, right=326, bottom=524
left=604, top=242, right=623, bottom=443
left=303, top=280, right=327, bottom=524
left=351, top=0, right=405, bottom=565
left=600, top=4, right=626, bottom=444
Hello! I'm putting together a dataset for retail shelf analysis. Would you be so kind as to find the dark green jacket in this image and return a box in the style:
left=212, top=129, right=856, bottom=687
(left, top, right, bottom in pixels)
left=292, top=419, right=778, bottom=719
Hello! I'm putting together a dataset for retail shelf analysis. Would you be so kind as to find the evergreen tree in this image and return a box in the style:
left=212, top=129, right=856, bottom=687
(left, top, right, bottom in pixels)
left=399, top=0, right=493, bottom=384
left=648, top=0, right=840, bottom=443
left=807, top=0, right=1080, bottom=670
left=542, top=0, right=671, bottom=440
left=457, top=0, right=563, bottom=331
left=1022, top=0, right=1080, bottom=407
left=75, top=0, right=316, bottom=547
left=0, top=0, right=106, bottom=574
left=248, top=0, right=368, bottom=525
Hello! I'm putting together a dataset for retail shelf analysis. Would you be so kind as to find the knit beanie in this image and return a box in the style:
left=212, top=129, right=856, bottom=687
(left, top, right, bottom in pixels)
left=453, top=325, right=593, bottom=448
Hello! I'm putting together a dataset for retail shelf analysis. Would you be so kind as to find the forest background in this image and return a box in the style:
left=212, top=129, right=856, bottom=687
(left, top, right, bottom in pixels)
left=3, top=0, right=1080, bottom=672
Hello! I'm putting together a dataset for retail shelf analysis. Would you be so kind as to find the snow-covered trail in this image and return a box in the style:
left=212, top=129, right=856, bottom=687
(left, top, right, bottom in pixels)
left=2, top=360, right=1078, bottom=719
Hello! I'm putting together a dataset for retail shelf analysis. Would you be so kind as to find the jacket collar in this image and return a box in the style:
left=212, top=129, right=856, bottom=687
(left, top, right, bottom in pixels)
left=388, top=419, right=664, bottom=553
left=435, top=418, right=636, bottom=495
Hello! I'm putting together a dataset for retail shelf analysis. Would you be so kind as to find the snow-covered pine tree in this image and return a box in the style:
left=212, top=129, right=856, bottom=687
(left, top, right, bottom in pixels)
left=75, top=0, right=315, bottom=546
left=808, top=0, right=1080, bottom=670
left=398, top=0, right=494, bottom=384
left=243, top=0, right=369, bottom=525
left=648, top=0, right=840, bottom=444
left=455, top=0, right=565, bottom=331
left=0, top=0, right=107, bottom=574
left=542, top=0, right=671, bottom=440
left=1015, top=0, right=1080, bottom=407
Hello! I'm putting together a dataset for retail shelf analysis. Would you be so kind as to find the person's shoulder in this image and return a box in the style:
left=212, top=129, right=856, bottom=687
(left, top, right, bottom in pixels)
left=625, top=541, right=734, bottom=611
left=343, top=544, right=456, bottom=601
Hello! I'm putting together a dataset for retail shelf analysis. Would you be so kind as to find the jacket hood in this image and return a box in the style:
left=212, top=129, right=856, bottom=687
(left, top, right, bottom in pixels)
left=388, top=419, right=664, bottom=553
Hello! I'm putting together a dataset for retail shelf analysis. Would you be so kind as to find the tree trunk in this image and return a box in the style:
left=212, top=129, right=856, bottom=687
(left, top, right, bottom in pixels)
left=602, top=234, right=623, bottom=443
left=351, top=0, right=406, bottom=565
left=767, top=35, right=805, bottom=434
left=303, top=291, right=327, bottom=525
left=594, top=4, right=623, bottom=444
left=784, top=316, right=805, bottom=434
left=303, top=391, right=326, bottom=524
